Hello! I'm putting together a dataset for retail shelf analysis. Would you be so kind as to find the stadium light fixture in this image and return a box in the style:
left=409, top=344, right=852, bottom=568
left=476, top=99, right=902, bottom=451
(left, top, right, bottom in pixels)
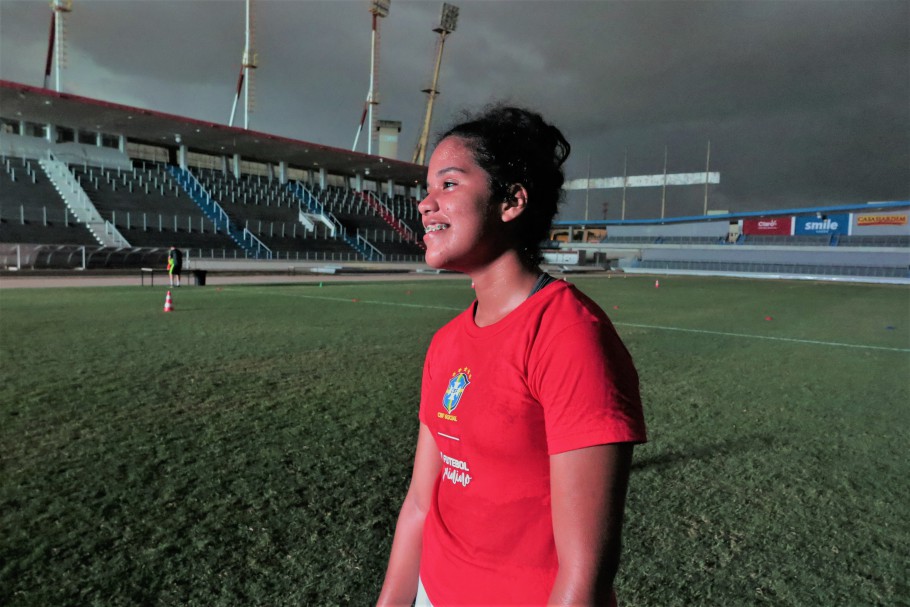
left=437, top=3, right=459, bottom=33
left=371, top=0, right=390, bottom=18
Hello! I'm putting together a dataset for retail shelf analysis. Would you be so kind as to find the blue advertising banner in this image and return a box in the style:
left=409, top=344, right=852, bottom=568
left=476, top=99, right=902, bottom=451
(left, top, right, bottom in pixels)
left=794, top=213, right=850, bottom=235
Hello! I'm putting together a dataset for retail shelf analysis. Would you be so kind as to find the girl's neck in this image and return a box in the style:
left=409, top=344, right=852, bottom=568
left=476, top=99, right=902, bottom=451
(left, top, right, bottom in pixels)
left=469, top=251, right=540, bottom=327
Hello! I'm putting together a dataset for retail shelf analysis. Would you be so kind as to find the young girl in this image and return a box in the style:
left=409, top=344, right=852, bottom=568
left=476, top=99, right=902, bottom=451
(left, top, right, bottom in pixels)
left=377, top=106, right=647, bottom=606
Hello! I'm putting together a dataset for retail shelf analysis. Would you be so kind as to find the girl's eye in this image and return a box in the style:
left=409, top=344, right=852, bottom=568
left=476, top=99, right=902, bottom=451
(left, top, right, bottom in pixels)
left=443, top=180, right=457, bottom=189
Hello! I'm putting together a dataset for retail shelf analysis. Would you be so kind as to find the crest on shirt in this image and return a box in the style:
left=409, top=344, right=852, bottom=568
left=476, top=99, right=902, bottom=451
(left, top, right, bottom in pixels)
left=443, top=367, right=472, bottom=414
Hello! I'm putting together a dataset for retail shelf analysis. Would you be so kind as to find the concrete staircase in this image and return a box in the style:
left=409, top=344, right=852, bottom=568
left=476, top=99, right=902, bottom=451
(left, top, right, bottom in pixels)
left=39, top=152, right=130, bottom=247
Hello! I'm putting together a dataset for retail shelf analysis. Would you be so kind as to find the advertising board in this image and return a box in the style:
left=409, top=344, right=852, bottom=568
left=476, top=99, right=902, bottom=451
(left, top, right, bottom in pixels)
left=794, top=214, right=849, bottom=235
left=857, top=214, right=907, bottom=226
left=743, top=217, right=792, bottom=235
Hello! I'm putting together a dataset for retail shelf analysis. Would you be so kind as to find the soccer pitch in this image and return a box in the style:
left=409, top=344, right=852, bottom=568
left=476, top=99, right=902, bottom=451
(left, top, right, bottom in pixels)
left=1, top=275, right=908, bottom=606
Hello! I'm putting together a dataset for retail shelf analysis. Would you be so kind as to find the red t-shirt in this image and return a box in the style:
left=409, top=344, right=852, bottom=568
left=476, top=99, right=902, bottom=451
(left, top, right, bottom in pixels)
left=418, top=280, right=647, bottom=605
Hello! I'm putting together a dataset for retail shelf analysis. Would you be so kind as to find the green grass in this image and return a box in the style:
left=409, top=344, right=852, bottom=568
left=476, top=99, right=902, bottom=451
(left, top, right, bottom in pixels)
left=1, top=275, right=908, bottom=606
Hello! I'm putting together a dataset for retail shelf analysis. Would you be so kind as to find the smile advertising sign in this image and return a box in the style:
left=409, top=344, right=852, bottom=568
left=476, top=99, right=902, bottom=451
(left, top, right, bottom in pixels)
left=794, top=213, right=850, bottom=235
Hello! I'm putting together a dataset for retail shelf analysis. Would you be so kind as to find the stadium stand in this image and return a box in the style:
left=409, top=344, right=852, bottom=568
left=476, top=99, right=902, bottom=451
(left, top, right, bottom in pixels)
left=1, top=81, right=905, bottom=279
left=4, top=154, right=907, bottom=278
left=740, top=234, right=833, bottom=246
left=183, top=168, right=422, bottom=261
left=633, top=259, right=907, bottom=279
left=384, top=192, right=422, bottom=235
left=189, top=167, right=352, bottom=259
left=0, top=154, right=97, bottom=245
left=613, top=238, right=910, bottom=279
left=837, top=234, right=910, bottom=248
left=654, top=236, right=725, bottom=245
left=600, top=235, right=657, bottom=245
left=319, top=186, right=423, bottom=259
left=71, top=162, right=237, bottom=252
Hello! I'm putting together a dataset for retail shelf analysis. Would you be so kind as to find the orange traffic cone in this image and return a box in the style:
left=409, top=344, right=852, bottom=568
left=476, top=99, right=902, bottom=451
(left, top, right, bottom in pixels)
left=163, top=290, right=174, bottom=312
left=655, top=280, right=660, bottom=288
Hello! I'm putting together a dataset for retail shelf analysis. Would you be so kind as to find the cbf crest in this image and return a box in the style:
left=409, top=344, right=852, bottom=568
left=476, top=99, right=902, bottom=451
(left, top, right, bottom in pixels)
left=440, top=368, right=471, bottom=421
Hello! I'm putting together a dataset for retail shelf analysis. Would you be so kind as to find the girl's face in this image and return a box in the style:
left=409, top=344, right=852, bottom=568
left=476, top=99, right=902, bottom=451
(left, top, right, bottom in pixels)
left=419, top=137, right=507, bottom=273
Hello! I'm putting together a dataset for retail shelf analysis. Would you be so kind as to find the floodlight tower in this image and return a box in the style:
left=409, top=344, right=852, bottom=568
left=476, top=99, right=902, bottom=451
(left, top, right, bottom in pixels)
left=353, top=0, right=391, bottom=155
left=413, top=3, right=458, bottom=165
left=43, top=0, right=73, bottom=92
left=229, top=0, right=258, bottom=129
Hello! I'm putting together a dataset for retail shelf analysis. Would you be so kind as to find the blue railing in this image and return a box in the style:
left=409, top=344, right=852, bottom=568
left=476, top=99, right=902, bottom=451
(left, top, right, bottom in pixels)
left=167, top=166, right=272, bottom=259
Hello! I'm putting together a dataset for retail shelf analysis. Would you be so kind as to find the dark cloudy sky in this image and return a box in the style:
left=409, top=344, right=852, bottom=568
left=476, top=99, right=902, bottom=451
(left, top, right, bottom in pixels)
left=1, top=0, right=907, bottom=220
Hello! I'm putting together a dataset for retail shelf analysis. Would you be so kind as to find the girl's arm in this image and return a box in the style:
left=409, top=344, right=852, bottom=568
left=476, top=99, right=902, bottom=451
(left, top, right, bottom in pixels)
left=376, top=423, right=441, bottom=606
left=547, top=442, right=635, bottom=606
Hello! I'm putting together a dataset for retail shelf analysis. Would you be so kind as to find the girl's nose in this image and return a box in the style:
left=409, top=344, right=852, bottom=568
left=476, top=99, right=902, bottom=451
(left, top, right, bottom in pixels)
left=418, top=192, right=437, bottom=215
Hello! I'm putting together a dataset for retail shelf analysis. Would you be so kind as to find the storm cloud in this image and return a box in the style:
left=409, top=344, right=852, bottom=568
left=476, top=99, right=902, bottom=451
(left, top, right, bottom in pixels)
left=1, top=0, right=906, bottom=219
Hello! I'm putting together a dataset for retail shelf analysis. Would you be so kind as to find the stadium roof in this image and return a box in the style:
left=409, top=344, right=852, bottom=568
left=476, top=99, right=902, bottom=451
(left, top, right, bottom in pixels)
left=0, top=80, right=425, bottom=186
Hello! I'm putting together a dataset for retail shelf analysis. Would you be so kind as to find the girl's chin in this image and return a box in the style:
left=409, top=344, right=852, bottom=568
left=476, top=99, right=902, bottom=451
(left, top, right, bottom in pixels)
left=423, top=253, right=448, bottom=270
left=423, top=249, right=461, bottom=272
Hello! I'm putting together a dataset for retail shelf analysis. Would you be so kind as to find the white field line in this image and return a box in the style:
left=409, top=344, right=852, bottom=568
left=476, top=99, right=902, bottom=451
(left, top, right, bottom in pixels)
left=235, top=289, right=910, bottom=353
left=614, top=321, right=910, bottom=353
left=232, top=289, right=464, bottom=312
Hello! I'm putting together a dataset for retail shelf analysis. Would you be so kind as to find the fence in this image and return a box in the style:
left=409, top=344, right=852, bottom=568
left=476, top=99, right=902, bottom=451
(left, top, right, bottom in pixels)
left=0, top=243, right=423, bottom=270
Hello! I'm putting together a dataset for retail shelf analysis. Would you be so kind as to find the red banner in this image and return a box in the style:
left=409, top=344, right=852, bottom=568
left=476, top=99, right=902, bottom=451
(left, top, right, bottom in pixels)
left=743, top=217, right=791, bottom=235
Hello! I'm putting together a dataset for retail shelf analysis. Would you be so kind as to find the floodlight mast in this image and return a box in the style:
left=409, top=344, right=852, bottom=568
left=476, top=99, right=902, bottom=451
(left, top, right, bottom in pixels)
left=413, top=3, right=459, bottom=165
left=229, top=0, right=258, bottom=129
left=353, top=0, right=391, bottom=155
left=44, top=0, right=73, bottom=92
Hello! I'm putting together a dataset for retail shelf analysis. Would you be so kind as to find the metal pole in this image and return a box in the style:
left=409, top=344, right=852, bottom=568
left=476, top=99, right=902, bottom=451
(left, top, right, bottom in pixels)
left=621, top=149, right=628, bottom=221
left=703, top=139, right=711, bottom=215
left=367, top=13, right=377, bottom=155
left=414, top=31, right=448, bottom=165
left=584, top=154, right=591, bottom=222
left=244, top=0, right=251, bottom=130
left=44, top=11, right=56, bottom=89
left=660, top=145, right=668, bottom=219
left=54, top=3, right=64, bottom=92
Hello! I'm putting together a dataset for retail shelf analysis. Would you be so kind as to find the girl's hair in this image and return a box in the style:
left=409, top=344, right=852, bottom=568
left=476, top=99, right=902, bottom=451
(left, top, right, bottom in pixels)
left=438, top=105, right=571, bottom=266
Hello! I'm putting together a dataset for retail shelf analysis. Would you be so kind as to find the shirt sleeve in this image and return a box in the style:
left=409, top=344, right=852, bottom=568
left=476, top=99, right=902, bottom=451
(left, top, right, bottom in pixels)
left=418, top=338, right=436, bottom=427
left=529, top=318, right=647, bottom=455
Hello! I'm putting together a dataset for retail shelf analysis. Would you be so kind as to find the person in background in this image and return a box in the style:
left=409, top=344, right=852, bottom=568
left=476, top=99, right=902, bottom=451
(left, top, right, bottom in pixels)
left=167, top=246, right=182, bottom=287
left=377, top=106, right=647, bottom=606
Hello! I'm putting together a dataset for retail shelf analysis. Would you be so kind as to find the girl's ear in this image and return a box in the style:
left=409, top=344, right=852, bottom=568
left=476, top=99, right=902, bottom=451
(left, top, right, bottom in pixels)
left=500, top=184, right=528, bottom=223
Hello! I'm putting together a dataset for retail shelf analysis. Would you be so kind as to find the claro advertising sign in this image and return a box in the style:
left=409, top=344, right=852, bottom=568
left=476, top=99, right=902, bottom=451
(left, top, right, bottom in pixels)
left=743, top=217, right=792, bottom=235
left=794, top=214, right=850, bottom=235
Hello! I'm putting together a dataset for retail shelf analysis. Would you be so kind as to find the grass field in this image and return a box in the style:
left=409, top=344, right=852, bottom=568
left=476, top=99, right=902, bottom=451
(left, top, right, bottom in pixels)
left=1, top=275, right=908, bottom=606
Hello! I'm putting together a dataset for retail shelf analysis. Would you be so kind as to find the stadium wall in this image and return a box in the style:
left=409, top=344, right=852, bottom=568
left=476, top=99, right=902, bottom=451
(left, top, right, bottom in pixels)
left=606, top=222, right=729, bottom=238
left=639, top=246, right=909, bottom=267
